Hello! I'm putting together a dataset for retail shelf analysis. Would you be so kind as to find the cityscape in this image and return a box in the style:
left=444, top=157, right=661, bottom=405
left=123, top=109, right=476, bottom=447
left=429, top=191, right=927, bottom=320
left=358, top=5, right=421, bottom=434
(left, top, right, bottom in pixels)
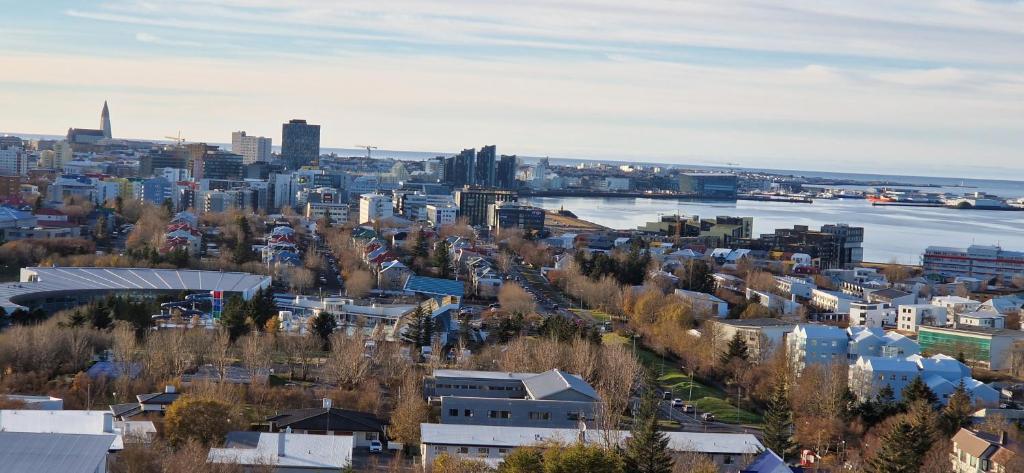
left=1, top=2, right=1024, bottom=473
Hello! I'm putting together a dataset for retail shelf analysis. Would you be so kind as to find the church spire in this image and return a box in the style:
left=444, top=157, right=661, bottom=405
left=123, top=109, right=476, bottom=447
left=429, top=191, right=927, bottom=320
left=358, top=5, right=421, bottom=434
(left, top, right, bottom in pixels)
left=100, top=101, right=112, bottom=139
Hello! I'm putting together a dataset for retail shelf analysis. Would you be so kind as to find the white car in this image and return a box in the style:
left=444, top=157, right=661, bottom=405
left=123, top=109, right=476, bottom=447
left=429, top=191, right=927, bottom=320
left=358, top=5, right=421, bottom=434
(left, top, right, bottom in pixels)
left=671, top=398, right=684, bottom=408
left=368, top=440, right=383, bottom=453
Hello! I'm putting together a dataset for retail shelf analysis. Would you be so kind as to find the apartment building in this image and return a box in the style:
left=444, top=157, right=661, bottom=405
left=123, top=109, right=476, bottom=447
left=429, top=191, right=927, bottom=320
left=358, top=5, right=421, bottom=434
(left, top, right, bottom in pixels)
left=896, top=304, right=949, bottom=332
left=713, top=318, right=796, bottom=361
left=924, top=245, right=1024, bottom=281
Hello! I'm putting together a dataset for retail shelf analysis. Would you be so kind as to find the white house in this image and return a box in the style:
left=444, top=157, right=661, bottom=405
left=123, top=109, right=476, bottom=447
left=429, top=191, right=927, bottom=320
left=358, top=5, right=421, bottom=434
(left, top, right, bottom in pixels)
left=959, top=310, right=1006, bottom=329
left=675, top=289, right=729, bottom=317
left=849, top=302, right=897, bottom=328
left=774, top=276, right=815, bottom=299
left=208, top=431, right=353, bottom=472
left=745, top=288, right=800, bottom=315
left=714, top=318, right=796, bottom=361
left=896, top=304, right=948, bottom=332
left=931, top=295, right=982, bottom=315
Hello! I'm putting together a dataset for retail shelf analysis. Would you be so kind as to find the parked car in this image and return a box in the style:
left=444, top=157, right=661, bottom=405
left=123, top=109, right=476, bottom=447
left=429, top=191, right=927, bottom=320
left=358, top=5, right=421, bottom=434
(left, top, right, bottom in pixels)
left=682, top=404, right=695, bottom=413
left=671, top=398, right=684, bottom=408
left=662, top=391, right=672, bottom=400
left=701, top=412, right=715, bottom=422
left=368, top=440, right=383, bottom=453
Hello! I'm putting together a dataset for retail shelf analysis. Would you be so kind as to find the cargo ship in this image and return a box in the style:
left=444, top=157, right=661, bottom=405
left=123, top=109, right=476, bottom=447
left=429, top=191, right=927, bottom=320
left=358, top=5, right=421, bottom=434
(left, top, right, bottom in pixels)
left=867, top=189, right=944, bottom=207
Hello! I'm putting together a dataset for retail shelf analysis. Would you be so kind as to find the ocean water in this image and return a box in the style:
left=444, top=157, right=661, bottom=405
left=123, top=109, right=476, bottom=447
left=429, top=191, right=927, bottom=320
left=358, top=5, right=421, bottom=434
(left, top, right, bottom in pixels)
left=521, top=197, right=1024, bottom=264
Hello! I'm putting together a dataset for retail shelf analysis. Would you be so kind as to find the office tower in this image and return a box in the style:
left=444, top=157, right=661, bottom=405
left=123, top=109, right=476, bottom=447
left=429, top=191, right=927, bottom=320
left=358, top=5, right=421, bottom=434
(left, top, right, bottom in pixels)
left=281, top=119, right=320, bottom=169
left=193, top=148, right=243, bottom=181
left=231, top=131, right=272, bottom=164
left=487, top=201, right=545, bottom=234
left=475, top=145, right=496, bottom=187
left=496, top=154, right=518, bottom=189
left=100, top=101, right=112, bottom=139
left=140, top=148, right=188, bottom=177
left=453, top=187, right=517, bottom=227
left=359, top=193, right=393, bottom=224
left=0, top=144, right=27, bottom=176
left=448, top=148, right=476, bottom=187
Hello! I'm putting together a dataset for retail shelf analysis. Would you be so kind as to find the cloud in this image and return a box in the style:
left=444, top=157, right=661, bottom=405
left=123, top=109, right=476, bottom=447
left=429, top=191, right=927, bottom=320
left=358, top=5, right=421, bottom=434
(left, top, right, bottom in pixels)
left=134, top=32, right=202, bottom=47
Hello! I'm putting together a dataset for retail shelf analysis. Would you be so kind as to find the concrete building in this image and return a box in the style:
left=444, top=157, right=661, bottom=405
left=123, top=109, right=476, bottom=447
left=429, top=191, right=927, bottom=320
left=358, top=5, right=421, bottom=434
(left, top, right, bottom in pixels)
left=454, top=187, right=517, bottom=227
left=305, top=201, right=349, bottom=225
left=359, top=193, right=393, bottom=224
left=788, top=325, right=848, bottom=372
left=231, top=131, right=272, bottom=164
left=932, top=296, right=983, bottom=316
left=712, top=318, right=796, bottom=361
left=678, top=173, right=737, bottom=199
left=0, top=144, right=28, bottom=176
left=918, top=326, right=1024, bottom=371
left=675, top=289, right=728, bottom=317
left=959, top=311, right=1006, bottom=330
left=810, top=288, right=862, bottom=313
left=426, top=369, right=599, bottom=429
left=897, top=304, right=949, bottom=332
left=774, top=276, right=816, bottom=299
left=487, top=201, right=545, bottom=234
left=924, top=245, right=1024, bottom=281
left=426, top=203, right=458, bottom=227
left=419, top=423, right=764, bottom=472
left=849, top=302, right=897, bottom=328
left=281, top=119, right=320, bottom=170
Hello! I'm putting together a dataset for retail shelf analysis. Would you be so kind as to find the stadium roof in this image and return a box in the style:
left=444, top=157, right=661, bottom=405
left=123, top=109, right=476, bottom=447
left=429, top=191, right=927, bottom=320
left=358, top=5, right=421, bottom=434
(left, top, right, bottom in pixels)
left=404, top=275, right=464, bottom=298
left=0, top=267, right=271, bottom=311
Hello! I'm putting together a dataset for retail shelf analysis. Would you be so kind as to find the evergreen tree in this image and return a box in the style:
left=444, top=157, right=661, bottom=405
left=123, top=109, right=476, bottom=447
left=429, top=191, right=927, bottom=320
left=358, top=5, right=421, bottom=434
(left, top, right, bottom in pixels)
left=902, top=376, right=939, bottom=406
left=719, top=332, right=749, bottom=365
left=310, top=312, right=337, bottom=348
left=906, top=400, right=937, bottom=463
left=682, top=260, right=715, bottom=294
left=219, top=295, right=251, bottom=341
left=114, top=196, right=124, bottom=216
left=161, top=198, right=174, bottom=216
left=413, top=228, right=429, bottom=259
left=402, top=306, right=434, bottom=347
left=623, top=389, right=674, bottom=473
left=867, top=419, right=923, bottom=473
left=762, top=382, right=797, bottom=461
left=90, top=303, right=112, bottom=329
left=64, top=309, right=88, bottom=327
left=434, top=242, right=452, bottom=279
left=940, top=380, right=973, bottom=436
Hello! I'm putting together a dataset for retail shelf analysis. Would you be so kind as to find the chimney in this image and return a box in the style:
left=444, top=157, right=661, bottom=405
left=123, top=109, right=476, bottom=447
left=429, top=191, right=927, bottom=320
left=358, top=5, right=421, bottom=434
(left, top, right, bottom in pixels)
left=165, top=385, right=176, bottom=394
left=102, top=412, right=114, bottom=433
left=278, top=428, right=291, bottom=457
left=322, top=398, right=333, bottom=409
left=1000, top=431, right=1009, bottom=446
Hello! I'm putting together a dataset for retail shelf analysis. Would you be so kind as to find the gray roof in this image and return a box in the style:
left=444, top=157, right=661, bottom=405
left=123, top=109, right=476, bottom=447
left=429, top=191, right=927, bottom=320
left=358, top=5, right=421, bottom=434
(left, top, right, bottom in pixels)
left=1, top=267, right=271, bottom=311
left=522, top=369, right=600, bottom=401
left=404, top=275, right=465, bottom=297
left=0, top=432, right=114, bottom=473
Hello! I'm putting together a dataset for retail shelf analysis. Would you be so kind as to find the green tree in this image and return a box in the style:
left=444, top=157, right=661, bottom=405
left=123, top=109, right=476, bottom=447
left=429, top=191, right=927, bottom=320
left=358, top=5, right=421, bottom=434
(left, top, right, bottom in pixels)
left=401, top=306, right=434, bottom=348
left=902, top=376, right=939, bottom=406
left=681, top=260, right=715, bottom=294
left=310, top=311, right=337, bottom=347
left=906, top=400, right=937, bottom=463
left=435, top=242, right=452, bottom=279
left=218, top=295, right=251, bottom=340
left=161, top=198, right=174, bottom=216
left=940, top=380, right=973, bottom=436
left=543, top=443, right=623, bottom=473
left=623, top=390, right=674, bottom=473
left=719, top=332, right=749, bottom=365
left=414, top=228, right=429, bottom=259
left=867, top=419, right=923, bottom=473
left=249, top=287, right=278, bottom=330
left=497, top=447, right=544, bottom=472
left=90, top=303, right=112, bottom=329
left=762, top=382, right=797, bottom=461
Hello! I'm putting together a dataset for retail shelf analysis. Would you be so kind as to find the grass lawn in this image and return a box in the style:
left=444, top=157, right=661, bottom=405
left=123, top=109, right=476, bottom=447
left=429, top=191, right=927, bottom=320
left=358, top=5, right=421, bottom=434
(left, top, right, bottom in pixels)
left=602, top=333, right=763, bottom=425
left=569, top=308, right=614, bottom=322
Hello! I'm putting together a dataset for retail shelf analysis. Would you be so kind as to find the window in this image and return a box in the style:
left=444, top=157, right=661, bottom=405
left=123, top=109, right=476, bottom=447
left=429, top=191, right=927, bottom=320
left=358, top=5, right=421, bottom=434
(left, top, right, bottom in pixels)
left=901, top=375, right=907, bottom=381
left=723, top=455, right=734, bottom=464
left=464, top=409, right=473, bottom=417
left=529, top=412, right=551, bottom=421
left=890, top=374, right=896, bottom=380
left=488, top=410, right=511, bottom=419
left=366, top=432, right=379, bottom=440
left=449, top=409, right=459, bottom=417
left=499, top=448, right=509, bottom=455
left=477, top=448, right=490, bottom=457
left=435, top=446, right=448, bottom=453
left=459, top=447, right=469, bottom=454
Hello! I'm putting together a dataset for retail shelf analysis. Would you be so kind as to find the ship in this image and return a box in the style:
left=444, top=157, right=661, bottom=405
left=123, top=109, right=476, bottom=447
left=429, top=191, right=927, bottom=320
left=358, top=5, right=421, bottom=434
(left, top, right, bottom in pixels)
left=867, top=189, right=944, bottom=207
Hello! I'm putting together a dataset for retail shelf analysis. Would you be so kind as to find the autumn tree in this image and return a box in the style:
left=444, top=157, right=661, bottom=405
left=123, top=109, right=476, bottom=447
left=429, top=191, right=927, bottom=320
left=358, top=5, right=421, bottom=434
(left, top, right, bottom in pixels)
left=498, top=282, right=536, bottom=315
left=345, top=269, right=374, bottom=298
left=325, top=332, right=371, bottom=388
left=164, top=397, right=238, bottom=447
left=389, top=374, right=430, bottom=449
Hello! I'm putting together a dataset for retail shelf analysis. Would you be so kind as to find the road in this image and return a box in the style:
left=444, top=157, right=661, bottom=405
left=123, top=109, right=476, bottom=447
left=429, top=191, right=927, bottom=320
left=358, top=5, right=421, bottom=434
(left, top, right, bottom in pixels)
left=508, top=262, right=592, bottom=323
left=655, top=399, right=761, bottom=435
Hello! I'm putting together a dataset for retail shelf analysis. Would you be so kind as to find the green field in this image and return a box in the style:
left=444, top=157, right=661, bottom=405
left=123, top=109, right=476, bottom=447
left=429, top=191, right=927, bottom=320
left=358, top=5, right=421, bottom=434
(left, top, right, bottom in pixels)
left=603, top=333, right=762, bottom=425
left=569, top=308, right=614, bottom=322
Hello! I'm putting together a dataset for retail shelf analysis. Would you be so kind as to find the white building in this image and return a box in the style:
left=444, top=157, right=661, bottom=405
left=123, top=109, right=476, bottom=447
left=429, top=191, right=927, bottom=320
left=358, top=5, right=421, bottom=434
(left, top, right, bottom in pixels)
left=426, top=203, right=458, bottom=227
left=810, top=288, right=861, bottom=313
left=774, top=276, right=815, bottom=299
left=788, top=325, right=848, bottom=372
left=932, top=295, right=982, bottom=315
left=745, top=288, right=801, bottom=315
left=675, top=289, right=729, bottom=317
left=208, top=431, right=352, bottom=471
left=849, top=302, right=897, bottom=328
left=0, top=144, right=27, bottom=176
left=305, top=201, right=349, bottom=225
left=230, top=131, right=272, bottom=164
left=896, top=304, right=949, bottom=332
left=359, top=193, right=393, bottom=224
left=959, top=310, right=1006, bottom=330
left=713, top=318, right=796, bottom=361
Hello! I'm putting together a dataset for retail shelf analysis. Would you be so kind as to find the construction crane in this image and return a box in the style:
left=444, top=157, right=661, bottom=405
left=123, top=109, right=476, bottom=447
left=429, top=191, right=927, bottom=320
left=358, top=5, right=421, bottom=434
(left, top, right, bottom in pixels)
left=165, top=131, right=186, bottom=146
left=355, top=145, right=378, bottom=159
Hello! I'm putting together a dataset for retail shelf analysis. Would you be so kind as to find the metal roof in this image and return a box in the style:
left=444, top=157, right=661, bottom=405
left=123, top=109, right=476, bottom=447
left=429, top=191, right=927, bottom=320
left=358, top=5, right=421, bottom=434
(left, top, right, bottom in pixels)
left=404, top=275, right=465, bottom=297
left=0, top=432, right=115, bottom=473
left=521, top=369, right=600, bottom=401
left=208, top=432, right=352, bottom=468
left=1, top=267, right=271, bottom=311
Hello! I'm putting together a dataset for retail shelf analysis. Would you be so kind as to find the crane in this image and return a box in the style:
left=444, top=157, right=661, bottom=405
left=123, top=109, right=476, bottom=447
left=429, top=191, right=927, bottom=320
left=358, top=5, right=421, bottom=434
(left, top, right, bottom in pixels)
left=165, top=131, right=186, bottom=146
left=355, top=145, right=378, bottom=159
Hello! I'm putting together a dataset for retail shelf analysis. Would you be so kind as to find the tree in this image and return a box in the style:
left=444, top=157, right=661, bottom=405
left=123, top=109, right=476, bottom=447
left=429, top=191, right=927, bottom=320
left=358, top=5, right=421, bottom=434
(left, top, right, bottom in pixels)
left=622, top=390, right=674, bottom=473
left=345, top=269, right=374, bottom=298
left=389, top=375, right=430, bottom=448
left=719, top=332, right=749, bottom=365
left=762, top=381, right=797, bottom=461
left=542, top=442, right=624, bottom=473
left=310, top=312, right=337, bottom=348
left=902, top=376, right=939, bottom=407
left=249, top=287, right=278, bottom=330
left=401, top=306, right=434, bottom=348
left=940, top=380, right=973, bottom=436
left=867, top=419, right=924, bottom=473
left=163, top=397, right=237, bottom=447
left=679, top=259, right=715, bottom=293
left=498, top=282, right=536, bottom=315
left=435, top=242, right=452, bottom=278
left=497, top=447, right=544, bottom=472
left=218, top=295, right=251, bottom=341
left=432, top=454, right=493, bottom=473
left=907, top=400, right=938, bottom=465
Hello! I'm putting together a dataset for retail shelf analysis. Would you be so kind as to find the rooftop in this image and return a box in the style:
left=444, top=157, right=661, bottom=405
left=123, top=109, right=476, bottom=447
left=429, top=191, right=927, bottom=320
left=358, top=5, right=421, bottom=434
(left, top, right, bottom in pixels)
left=715, top=318, right=796, bottom=328
left=0, top=432, right=115, bottom=473
left=208, top=432, right=352, bottom=468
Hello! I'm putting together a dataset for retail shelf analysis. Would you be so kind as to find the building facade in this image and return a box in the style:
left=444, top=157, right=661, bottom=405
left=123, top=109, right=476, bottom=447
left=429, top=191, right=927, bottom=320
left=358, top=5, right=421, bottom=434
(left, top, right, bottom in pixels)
left=231, top=131, right=272, bottom=164
left=454, top=187, right=517, bottom=227
left=924, top=245, right=1024, bottom=281
left=281, top=119, right=320, bottom=169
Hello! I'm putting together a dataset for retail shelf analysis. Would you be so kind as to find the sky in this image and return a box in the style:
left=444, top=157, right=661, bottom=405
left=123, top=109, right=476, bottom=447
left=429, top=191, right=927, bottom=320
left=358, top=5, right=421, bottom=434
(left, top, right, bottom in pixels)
left=1, top=1, right=1023, bottom=180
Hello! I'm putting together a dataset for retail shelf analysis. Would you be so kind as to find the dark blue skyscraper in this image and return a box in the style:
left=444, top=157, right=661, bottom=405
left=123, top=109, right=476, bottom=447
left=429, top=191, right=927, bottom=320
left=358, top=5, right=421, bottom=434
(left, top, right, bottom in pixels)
left=281, top=119, right=320, bottom=169
left=496, top=154, right=518, bottom=189
left=475, top=145, right=496, bottom=187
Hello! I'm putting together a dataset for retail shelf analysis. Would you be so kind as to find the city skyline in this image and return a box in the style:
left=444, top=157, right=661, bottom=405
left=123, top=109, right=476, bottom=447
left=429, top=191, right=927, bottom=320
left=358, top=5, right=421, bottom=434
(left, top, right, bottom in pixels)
left=2, top=1, right=1023, bottom=180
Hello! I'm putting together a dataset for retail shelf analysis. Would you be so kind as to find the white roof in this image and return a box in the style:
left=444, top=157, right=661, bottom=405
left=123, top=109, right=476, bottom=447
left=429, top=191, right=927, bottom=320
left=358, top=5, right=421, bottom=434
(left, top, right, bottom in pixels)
left=432, top=369, right=536, bottom=381
left=0, top=410, right=123, bottom=449
left=419, top=424, right=762, bottom=454
left=3, top=267, right=271, bottom=311
left=208, top=432, right=352, bottom=468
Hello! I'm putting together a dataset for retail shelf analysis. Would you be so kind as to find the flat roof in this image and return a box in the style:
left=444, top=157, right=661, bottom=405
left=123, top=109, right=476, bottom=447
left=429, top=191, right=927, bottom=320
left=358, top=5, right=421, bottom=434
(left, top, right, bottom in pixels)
left=1, top=267, right=271, bottom=311
left=715, top=318, right=796, bottom=328
left=208, top=432, right=352, bottom=468
left=0, top=432, right=115, bottom=473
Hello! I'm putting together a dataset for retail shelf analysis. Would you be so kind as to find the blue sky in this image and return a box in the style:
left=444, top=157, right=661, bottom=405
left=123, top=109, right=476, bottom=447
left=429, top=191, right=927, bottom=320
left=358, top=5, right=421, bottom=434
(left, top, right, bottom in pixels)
left=1, top=1, right=1023, bottom=179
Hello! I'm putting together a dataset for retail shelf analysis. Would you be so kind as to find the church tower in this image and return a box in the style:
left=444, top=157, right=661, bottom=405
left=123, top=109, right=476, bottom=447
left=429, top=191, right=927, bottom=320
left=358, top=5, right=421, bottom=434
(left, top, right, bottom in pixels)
left=100, top=101, right=112, bottom=139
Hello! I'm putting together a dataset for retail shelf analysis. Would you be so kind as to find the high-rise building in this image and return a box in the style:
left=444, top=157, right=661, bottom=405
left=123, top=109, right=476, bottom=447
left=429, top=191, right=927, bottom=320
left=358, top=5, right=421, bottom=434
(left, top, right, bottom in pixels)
left=100, top=101, right=112, bottom=139
left=496, top=154, right=518, bottom=189
left=193, top=148, right=243, bottom=181
left=140, top=148, right=188, bottom=177
left=446, top=148, right=476, bottom=187
left=0, top=144, right=28, bottom=176
left=923, top=245, right=1024, bottom=281
left=487, top=201, right=545, bottom=234
left=678, top=173, right=738, bottom=199
left=281, top=119, right=320, bottom=169
left=475, top=145, right=496, bottom=187
left=454, top=187, right=517, bottom=227
left=231, top=131, right=272, bottom=164
left=359, top=193, right=393, bottom=224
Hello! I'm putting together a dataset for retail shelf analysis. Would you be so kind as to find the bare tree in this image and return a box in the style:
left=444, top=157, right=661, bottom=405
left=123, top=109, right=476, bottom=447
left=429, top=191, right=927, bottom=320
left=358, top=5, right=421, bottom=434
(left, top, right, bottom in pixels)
left=345, top=269, right=375, bottom=298
left=498, top=282, right=536, bottom=315
left=239, top=332, right=272, bottom=384
left=211, top=329, right=234, bottom=382
left=324, top=332, right=371, bottom=388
